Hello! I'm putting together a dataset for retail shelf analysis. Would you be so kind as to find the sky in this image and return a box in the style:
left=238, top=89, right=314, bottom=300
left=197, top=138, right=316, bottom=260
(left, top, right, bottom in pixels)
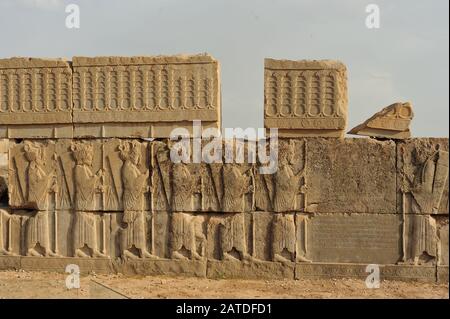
left=0, top=0, right=448, bottom=136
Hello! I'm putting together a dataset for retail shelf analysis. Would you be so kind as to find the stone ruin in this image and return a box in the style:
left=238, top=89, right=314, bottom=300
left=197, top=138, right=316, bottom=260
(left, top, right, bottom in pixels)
left=0, top=55, right=448, bottom=283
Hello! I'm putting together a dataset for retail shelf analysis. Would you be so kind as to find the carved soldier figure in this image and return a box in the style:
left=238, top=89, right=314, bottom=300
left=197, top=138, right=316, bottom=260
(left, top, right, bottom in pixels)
left=172, top=163, right=198, bottom=211
left=399, top=145, right=448, bottom=264
left=118, top=141, right=156, bottom=259
left=219, top=213, right=251, bottom=261
left=272, top=213, right=311, bottom=263
left=23, top=142, right=59, bottom=257
left=71, top=142, right=106, bottom=258
left=273, top=143, right=305, bottom=212
left=170, top=213, right=205, bottom=260
left=221, top=164, right=252, bottom=212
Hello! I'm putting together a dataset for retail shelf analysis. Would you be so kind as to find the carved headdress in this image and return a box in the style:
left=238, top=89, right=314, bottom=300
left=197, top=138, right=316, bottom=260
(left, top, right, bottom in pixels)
left=70, top=142, right=94, bottom=165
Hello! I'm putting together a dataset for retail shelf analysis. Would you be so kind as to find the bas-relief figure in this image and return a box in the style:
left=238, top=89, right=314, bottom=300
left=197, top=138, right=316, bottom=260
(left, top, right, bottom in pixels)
left=71, top=142, right=106, bottom=258
left=23, top=142, right=59, bottom=257
left=170, top=213, right=206, bottom=260
left=118, top=140, right=156, bottom=259
left=399, top=141, right=449, bottom=265
left=272, top=214, right=311, bottom=263
left=272, top=141, right=306, bottom=213
left=221, top=163, right=253, bottom=213
left=219, top=213, right=251, bottom=261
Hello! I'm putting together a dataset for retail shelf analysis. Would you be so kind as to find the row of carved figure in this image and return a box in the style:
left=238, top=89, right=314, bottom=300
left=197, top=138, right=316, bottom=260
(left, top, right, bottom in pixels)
left=1, top=208, right=443, bottom=267
left=8, top=139, right=309, bottom=213
left=0, top=209, right=311, bottom=263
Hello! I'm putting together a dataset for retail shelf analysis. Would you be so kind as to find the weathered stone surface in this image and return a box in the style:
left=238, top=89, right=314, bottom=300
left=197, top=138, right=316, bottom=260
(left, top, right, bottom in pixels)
left=0, top=58, right=73, bottom=138
left=264, top=59, right=347, bottom=137
left=114, top=259, right=207, bottom=277
left=402, top=214, right=438, bottom=265
left=20, top=256, right=113, bottom=274
left=72, top=54, right=221, bottom=138
left=207, top=259, right=294, bottom=280
left=397, top=138, right=449, bottom=215
left=348, top=102, right=414, bottom=139
left=438, top=220, right=449, bottom=265
left=305, top=138, right=396, bottom=214
left=437, top=266, right=449, bottom=283
left=296, top=263, right=437, bottom=282
left=0, top=255, right=20, bottom=270
left=306, top=213, right=402, bottom=264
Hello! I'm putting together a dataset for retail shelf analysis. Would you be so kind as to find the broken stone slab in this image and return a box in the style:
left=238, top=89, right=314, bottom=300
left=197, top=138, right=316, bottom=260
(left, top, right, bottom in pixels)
left=0, top=58, right=73, bottom=139
left=264, top=58, right=348, bottom=137
left=348, top=102, right=414, bottom=139
left=72, top=54, right=221, bottom=138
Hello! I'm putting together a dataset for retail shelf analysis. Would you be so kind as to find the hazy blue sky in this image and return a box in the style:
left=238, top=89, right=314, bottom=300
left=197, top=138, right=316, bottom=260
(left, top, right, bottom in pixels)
left=0, top=0, right=448, bottom=136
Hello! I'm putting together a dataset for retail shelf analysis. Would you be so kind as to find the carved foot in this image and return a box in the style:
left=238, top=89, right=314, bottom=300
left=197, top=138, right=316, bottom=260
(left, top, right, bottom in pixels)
left=171, top=250, right=188, bottom=260
left=75, top=249, right=90, bottom=258
left=191, top=252, right=204, bottom=261
left=296, top=255, right=312, bottom=263
left=141, top=251, right=159, bottom=259
left=0, top=248, right=15, bottom=256
left=273, top=253, right=291, bottom=264
left=222, top=252, right=239, bottom=262
left=27, top=248, right=43, bottom=257
left=45, top=250, right=62, bottom=257
left=122, top=250, right=139, bottom=260
left=93, top=250, right=108, bottom=258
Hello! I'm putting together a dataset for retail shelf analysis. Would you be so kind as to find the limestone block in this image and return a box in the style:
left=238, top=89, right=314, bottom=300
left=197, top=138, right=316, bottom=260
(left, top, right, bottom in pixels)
left=264, top=59, right=347, bottom=137
left=306, top=213, right=402, bottom=264
left=349, top=102, right=414, bottom=139
left=206, top=259, right=294, bottom=280
left=114, top=259, right=207, bottom=277
left=397, top=138, right=449, bottom=215
left=296, top=263, right=437, bottom=282
left=306, top=138, right=396, bottom=214
left=0, top=58, right=73, bottom=138
left=72, top=54, right=221, bottom=138
left=20, top=257, right=113, bottom=274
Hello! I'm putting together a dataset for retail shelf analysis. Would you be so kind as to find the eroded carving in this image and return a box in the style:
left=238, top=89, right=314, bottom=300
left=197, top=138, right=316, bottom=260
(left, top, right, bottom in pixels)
left=170, top=213, right=206, bottom=260
left=71, top=142, right=107, bottom=258
left=118, top=141, right=155, bottom=259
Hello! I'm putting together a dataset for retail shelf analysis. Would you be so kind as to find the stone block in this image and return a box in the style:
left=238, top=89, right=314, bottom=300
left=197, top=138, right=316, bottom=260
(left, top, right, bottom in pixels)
left=306, top=213, right=402, bottom=264
left=0, top=58, right=73, bottom=138
left=207, top=259, right=294, bottom=280
left=264, top=59, right=347, bottom=137
left=305, top=138, right=397, bottom=214
left=72, top=54, right=221, bottom=138
left=349, top=102, right=414, bottom=139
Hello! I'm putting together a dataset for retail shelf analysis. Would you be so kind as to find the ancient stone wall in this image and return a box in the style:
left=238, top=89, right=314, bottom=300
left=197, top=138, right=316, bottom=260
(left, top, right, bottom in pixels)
left=0, top=56, right=448, bottom=283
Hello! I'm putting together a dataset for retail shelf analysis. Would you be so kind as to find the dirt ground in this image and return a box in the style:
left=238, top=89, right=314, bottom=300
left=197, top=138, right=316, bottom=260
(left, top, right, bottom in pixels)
left=0, top=270, right=448, bottom=299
